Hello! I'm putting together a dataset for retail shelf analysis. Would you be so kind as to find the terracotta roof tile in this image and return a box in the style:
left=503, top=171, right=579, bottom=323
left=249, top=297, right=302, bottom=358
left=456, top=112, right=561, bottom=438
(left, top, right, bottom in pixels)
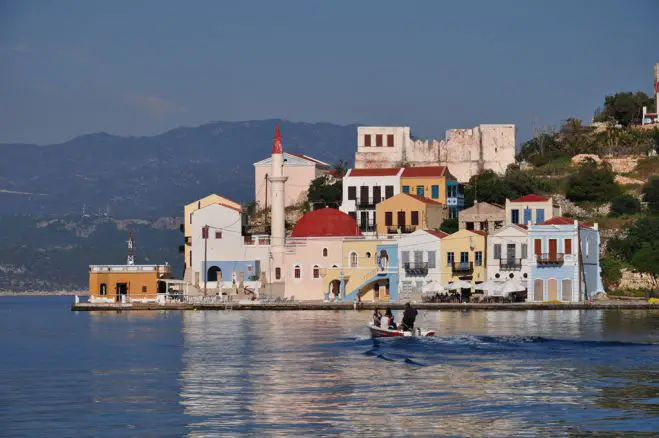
left=511, top=194, right=548, bottom=203
left=425, top=230, right=448, bottom=239
left=470, top=230, right=487, bottom=237
left=287, top=152, right=329, bottom=166
left=290, top=208, right=362, bottom=238
left=401, top=166, right=447, bottom=177
left=404, top=193, right=443, bottom=205
left=348, top=168, right=401, bottom=177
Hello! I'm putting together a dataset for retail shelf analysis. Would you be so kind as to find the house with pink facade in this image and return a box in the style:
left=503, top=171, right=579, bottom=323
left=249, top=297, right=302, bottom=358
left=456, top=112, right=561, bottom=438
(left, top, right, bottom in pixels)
left=253, top=152, right=330, bottom=208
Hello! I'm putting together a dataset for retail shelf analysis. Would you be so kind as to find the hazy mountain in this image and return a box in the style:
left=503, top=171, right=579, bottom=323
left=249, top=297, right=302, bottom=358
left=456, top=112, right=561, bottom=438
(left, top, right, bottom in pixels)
left=0, top=119, right=359, bottom=218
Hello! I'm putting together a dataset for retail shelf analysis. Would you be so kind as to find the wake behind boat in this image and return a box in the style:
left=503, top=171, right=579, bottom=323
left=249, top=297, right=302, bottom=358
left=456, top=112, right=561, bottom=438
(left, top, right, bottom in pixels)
left=368, top=322, right=435, bottom=338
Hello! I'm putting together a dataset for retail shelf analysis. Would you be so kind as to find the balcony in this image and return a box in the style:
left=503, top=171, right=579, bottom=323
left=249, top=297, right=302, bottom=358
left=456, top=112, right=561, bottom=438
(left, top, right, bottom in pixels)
left=244, top=235, right=271, bottom=246
left=404, top=262, right=428, bottom=276
left=499, top=258, right=522, bottom=270
left=452, top=261, right=473, bottom=272
left=387, top=225, right=416, bottom=234
left=359, top=222, right=376, bottom=233
left=355, top=196, right=381, bottom=210
left=536, top=253, right=564, bottom=265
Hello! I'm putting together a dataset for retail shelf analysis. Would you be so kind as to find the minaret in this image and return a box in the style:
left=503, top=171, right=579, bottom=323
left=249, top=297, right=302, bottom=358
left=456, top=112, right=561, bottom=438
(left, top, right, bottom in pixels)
left=269, top=125, right=288, bottom=285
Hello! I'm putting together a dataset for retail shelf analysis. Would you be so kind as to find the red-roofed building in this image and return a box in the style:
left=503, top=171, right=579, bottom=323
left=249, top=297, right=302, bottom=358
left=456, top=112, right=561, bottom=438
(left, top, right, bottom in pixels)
left=290, top=208, right=362, bottom=238
left=375, top=192, right=447, bottom=235
left=505, top=194, right=561, bottom=226
left=400, top=166, right=464, bottom=219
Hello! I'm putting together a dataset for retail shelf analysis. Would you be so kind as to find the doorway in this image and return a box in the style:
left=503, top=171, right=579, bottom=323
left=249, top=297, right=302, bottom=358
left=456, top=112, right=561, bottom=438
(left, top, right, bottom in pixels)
left=116, top=282, right=128, bottom=302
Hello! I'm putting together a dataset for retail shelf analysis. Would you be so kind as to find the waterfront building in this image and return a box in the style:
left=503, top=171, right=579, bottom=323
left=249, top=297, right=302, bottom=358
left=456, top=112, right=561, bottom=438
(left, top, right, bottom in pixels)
left=486, top=224, right=529, bottom=293
left=398, top=229, right=447, bottom=302
left=440, top=229, right=487, bottom=289
left=458, top=201, right=505, bottom=232
left=340, top=168, right=403, bottom=233
left=505, top=194, right=561, bottom=226
left=527, top=217, right=604, bottom=302
left=88, top=264, right=172, bottom=303
left=354, top=125, right=516, bottom=183
left=183, top=194, right=242, bottom=281
left=400, top=166, right=464, bottom=218
left=375, top=192, right=447, bottom=235
left=253, top=152, right=330, bottom=208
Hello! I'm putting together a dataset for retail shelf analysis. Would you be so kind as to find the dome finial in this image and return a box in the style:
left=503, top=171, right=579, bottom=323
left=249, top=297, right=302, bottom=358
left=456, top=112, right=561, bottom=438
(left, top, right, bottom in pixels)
left=272, top=125, right=283, bottom=154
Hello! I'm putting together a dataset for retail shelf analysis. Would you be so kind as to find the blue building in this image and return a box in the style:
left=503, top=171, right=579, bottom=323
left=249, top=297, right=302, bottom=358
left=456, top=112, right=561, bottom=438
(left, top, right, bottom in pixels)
left=528, top=217, right=603, bottom=302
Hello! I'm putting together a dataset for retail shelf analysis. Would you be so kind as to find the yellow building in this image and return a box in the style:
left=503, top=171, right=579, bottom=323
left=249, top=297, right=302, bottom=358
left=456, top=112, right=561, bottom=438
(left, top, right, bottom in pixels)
left=440, top=229, right=487, bottom=286
left=88, top=264, right=172, bottom=303
left=400, top=166, right=463, bottom=219
left=183, top=194, right=242, bottom=280
left=375, top=192, right=447, bottom=235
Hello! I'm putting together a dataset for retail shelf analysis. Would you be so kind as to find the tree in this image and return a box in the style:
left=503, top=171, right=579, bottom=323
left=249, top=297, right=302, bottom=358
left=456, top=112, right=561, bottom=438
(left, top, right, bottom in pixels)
left=608, top=216, right=659, bottom=262
left=600, top=256, right=625, bottom=290
left=559, top=118, right=594, bottom=155
left=609, top=194, right=641, bottom=216
left=630, top=245, right=659, bottom=288
left=463, top=170, right=512, bottom=208
left=642, top=176, right=659, bottom=214
left=566, top=158, right=620, bottom=203
left=517, top=133, right=563, bottom=167
left=331, top=160, right=349, bottom=179
left=439, top=218, right=458, bottom=234
left=593, top=91, right=655, bottom=127
left=307, top=175, right=341, bottom=209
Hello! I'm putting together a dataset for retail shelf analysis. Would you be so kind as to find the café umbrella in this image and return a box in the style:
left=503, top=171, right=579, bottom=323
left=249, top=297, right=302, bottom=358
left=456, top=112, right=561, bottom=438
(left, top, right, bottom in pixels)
left=445, top=280, right=473, bottom=290
left=422, top=280, right=445, bottom=294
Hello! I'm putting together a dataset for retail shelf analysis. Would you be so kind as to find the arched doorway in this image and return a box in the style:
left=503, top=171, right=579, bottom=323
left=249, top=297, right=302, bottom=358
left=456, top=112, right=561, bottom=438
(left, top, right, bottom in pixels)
left=378, top=250, right=389, bottom=272
left=207, top=266, right=221, bottom=282
left=329, top=280, right=341, bottom=300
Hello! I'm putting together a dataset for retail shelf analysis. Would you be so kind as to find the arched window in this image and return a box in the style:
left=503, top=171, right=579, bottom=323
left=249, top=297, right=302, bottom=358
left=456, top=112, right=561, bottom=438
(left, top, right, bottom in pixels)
left=331, top=264, right=339, bottom=268
left=207, top=266, right=221, bottom=282
left=350, top=252, right=358, bottom=268
left=322, top=248, right=328, bottom=257
left=294, top=265, right=301, bottom=279
left=99, top=283, right=107, bottom=296
left=365, top=251, right=372, bottom=259
left=313, top=265, right=320, bottom=279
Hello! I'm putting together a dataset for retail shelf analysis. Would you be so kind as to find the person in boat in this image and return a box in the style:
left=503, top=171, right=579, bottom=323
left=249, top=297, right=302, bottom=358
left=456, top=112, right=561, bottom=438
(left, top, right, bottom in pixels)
left=401, top=302, right=418, bottom=331
left=372, top=308, right=382, bottom=327
left=384, top=307, right=397, bottom=330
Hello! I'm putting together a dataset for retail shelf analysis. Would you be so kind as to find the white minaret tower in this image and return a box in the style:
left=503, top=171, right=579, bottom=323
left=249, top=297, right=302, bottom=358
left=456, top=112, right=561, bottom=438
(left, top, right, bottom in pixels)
left=269, top=125, right=288, bottom=285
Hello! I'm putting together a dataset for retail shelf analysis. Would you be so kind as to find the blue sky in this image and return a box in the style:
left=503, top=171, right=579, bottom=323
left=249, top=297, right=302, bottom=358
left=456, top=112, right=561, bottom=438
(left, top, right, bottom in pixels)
left=0, top=0, right=657, bottom=145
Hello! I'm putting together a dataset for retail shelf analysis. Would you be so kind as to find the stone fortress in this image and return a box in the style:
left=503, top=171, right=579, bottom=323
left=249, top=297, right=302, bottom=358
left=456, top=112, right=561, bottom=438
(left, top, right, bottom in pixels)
left=354, top=125, right=516, bottom=183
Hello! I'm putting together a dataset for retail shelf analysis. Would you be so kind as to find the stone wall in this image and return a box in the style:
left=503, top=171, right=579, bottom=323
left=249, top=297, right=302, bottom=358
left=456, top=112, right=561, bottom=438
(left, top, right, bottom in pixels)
left=614, top=269, right=656, bottom=291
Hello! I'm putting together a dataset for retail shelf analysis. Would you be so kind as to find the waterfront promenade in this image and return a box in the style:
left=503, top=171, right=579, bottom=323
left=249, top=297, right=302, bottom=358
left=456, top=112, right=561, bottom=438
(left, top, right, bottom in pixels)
left=72, top=300, right=659, bottom=312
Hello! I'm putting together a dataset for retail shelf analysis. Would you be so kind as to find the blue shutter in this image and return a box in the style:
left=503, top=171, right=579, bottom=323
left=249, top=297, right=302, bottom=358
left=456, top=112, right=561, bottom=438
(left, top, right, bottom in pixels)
left=524, top=208, right=532, bottom=225
left=402, top=185, right=410, bottom=194
left=416, top=186, right=424, bottom=197
left=431, top=185, right=439, bottom=199
left=536, top=209, right=545, bottom=224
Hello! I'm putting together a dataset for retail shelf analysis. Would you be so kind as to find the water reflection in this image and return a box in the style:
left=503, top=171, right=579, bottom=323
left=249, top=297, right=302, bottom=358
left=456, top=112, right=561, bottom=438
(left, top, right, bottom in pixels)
left=178, top=309, right=659, bottom=436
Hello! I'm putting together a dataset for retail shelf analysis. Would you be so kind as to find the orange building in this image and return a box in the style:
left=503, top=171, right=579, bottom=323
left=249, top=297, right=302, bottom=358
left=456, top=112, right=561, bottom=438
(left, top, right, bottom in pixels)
left=88, top=264, right=172, bottom=303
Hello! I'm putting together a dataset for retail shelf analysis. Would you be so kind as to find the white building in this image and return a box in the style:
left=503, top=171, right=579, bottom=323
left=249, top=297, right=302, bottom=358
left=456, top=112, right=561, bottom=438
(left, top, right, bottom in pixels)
left=340, top=168, right=403, bottom=233
left=505, top=194, right=561, bottom=226
left=486, top=224, right=529, bottom=294
left=397, top=229, right=446, bottom=302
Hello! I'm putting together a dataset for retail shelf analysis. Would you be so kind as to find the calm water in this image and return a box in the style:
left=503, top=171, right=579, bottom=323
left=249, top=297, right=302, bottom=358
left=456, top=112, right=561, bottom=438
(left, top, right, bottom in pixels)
left=1, top=297, right=659, bottom=437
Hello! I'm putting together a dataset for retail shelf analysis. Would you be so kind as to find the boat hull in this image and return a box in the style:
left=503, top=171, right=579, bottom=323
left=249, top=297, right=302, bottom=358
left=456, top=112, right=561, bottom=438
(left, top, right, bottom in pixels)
left=368, top=323, right=435, bottom=338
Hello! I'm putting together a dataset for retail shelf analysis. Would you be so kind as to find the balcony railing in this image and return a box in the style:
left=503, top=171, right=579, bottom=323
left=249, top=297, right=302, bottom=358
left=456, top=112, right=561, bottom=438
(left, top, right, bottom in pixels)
left=244, top=235, right=271, bottom=246
left=355, top=196, right=382, bottom=209
left=452, top=261, right=473, bottom=272
left=404, top=262, right=429, bottom=276
left=359, top=222, right=377, bottom=232
left=387, top=225, right=416, bottom=234
left=536, top=253, right=564, bottom=265
left=499, top=258, right=522, bottom=270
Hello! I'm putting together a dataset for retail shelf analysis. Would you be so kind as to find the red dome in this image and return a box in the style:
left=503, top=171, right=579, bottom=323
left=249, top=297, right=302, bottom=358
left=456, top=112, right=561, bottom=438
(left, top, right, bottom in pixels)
left=290, top=208, right=362, bottom=238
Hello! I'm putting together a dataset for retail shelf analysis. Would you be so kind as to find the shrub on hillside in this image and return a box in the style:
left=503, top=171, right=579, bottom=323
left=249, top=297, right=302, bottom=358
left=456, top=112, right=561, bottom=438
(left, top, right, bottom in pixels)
left=642, top=176, right=659, bottom=215
left=566, top=159, right=620, bottom=204
left=609, top=194, right=641, bottom=217
left=600, top=256, right=625, bottom=290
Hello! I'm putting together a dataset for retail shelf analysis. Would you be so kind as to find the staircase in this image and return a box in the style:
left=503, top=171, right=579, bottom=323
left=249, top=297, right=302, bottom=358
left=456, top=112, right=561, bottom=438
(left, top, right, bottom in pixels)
left=344, top=267, right=386, bottom=302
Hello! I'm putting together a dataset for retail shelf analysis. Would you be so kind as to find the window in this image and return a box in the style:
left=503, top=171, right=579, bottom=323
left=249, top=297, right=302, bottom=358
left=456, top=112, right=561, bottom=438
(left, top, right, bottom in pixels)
left=427, top=251, right=436, bottom=268
left=493, top=243, right=501, bottom=259
left=373, top=186, right=382, bottom=203
left=322, top=248, right=328, bottom=257
left=564, top=238, right=572, bottom=255
left=522, top=244, right=528, bottom=259
left=364, top=134, right=371, bottom=147
left=376, top=134, right=383, bottom=147
left=348, top=211, right=356, bottom=221
left=447, top=252, right=454, bottom=266
left=350, top=252, right=358, bottom=268
left=99, top=283, right=107, bottom=296
left=466, top=221, right=475, bottom=230
left=460, top=252, right=469, bottom=263
left=142, top=285, right=147, bottom=293
left=536, top=208, right=545, bottom=224
left=411, top=211, right=419, bottom=226
left=365, top=251, right=371, bottom=258
left=414, top=251, right=423, bottom=265
left=402, top=185, right=410, bottom=194
left=431, top=185, right=439, bottom=199
left=534, top=239, right=542, bottom=255
left=416, top=186, right=424, bottom=197
left=215, top=231, right=222, bottom=239
left=475, top=251, right=483, bottom=266
left=294, top=265, right=301, bottom=279
left=385, top=185, right=394, bottom=198
left=348, top=186, right=356, bottom=200
left=401, top=251, right=409, bottom=265
left=275, top=267, right=281, bottom=280
left=385, top=212, right=393, bottom=226
left=449, top=207, right=458, bottom=219
left=397, top=211, right=406, bottom=226
left=523, top=208, right=532, bottom=225
left=511, top=209, right=520, bottom=224
left=313, top=265, right=320, bottom=279
left=386, top=134, right=394, bottom=147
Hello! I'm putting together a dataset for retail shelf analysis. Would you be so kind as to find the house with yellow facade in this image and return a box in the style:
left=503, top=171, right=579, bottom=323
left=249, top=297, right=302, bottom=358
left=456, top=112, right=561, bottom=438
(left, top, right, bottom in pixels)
left=440, top=229, right=487, bottom=288
left=400, top=166, right=464, bottom=219
left=375, top=192, right=447, bottom=235
left=88, top=264, right=172, bottom=304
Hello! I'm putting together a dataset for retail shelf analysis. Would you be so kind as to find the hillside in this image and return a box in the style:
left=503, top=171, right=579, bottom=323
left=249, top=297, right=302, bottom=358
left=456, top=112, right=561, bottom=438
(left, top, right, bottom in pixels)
left=0, top=120, right=359, bottom=218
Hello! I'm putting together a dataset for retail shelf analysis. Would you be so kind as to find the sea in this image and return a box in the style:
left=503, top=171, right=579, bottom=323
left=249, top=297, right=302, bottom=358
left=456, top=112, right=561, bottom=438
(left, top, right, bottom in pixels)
left=1, top=296, right=658, bottom=437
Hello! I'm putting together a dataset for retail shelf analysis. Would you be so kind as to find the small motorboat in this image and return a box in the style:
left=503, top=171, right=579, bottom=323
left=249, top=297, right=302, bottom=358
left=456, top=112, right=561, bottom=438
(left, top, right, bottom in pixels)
left=368, top=322, right=435, bottom=338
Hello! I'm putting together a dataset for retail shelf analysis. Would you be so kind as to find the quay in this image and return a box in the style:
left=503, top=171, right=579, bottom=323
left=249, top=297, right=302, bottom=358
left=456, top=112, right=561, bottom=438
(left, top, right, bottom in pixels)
left=71, top=301, right=659, bottom=312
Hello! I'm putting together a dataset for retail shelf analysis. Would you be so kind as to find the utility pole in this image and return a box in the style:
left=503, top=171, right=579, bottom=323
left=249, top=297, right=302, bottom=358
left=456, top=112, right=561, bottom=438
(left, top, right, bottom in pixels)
left=202, top=225, right=209, bottom=296
left=264, top=173, right=269, bottom=232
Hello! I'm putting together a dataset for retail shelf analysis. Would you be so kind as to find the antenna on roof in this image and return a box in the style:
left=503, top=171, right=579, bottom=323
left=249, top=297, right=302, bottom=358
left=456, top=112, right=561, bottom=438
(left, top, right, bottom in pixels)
left=127, top=230, right=135, bottom=266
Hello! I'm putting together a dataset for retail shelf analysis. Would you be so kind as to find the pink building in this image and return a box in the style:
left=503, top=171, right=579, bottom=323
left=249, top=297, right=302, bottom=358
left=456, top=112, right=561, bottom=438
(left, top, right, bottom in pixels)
left=253, top=152, right=330, bottom=207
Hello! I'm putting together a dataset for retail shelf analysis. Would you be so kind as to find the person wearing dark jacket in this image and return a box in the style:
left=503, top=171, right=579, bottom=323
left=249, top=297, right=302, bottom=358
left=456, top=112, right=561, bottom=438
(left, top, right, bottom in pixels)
left=401, top=302, right=418, bottom=331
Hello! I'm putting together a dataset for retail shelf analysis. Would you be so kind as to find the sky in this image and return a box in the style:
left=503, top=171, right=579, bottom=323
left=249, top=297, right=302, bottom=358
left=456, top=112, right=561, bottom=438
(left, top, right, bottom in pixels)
left=0, top=0, right=657, bottom=145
